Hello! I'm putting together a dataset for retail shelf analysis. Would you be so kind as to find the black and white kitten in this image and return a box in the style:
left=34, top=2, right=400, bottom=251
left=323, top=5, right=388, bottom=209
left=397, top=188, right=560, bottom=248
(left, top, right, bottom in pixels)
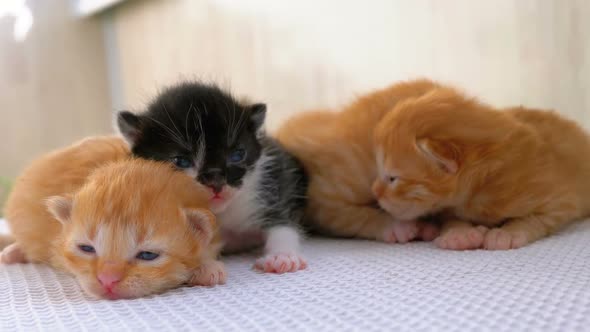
left=116, top=82, right=308, bottom=273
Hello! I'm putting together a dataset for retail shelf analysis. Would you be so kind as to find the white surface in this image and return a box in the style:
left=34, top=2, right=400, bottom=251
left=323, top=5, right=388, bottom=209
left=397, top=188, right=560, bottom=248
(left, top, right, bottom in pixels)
left=1, top=218, right=590, bottom=331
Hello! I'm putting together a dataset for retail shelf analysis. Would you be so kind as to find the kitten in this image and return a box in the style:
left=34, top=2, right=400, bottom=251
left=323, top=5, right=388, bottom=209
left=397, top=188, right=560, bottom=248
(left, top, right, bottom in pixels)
left=275, top=80, right=440, bottom=243
left=372, top=82, right=590, bottom=250
left=116, top=82, right=308, bottom=273
left=1, top=136, right=223, bottom=299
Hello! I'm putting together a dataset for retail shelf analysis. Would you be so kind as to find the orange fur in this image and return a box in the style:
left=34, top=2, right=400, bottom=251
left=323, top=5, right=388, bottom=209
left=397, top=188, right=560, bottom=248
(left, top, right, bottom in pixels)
left=275, top=80, right=441, bottom=242
left=373, top=82, right=590, bottom=250
left=2, top=136, right=223, bottom=299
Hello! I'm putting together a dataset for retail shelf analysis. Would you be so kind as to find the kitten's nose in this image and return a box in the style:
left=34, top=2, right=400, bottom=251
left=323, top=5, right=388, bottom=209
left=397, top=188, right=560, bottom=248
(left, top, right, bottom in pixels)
left=200, top=168, right=226, bottom=194
left=209, top=184, right=224, bottom=194
left=97, top=272, right=121, bottom=288
left=97, top=263, right=123, bottom=288
left=372, top=180, right=384, bottom=198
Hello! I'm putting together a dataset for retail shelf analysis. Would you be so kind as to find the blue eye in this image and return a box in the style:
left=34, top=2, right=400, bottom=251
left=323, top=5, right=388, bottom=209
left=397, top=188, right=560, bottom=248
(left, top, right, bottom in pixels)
left=136, top=251, right=160, bottom=261
left=78, top=244, right=95, bottom=254
left=172, top=156, right=194, bottom=169
left=228, top=149, right=246, bottom=163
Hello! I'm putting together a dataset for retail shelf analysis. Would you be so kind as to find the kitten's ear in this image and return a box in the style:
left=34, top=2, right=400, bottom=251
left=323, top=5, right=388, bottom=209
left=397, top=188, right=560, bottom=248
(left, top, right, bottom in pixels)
left=46, top=196, right=73, bottom=224
left=416, top=138, right=459, bottom=174
left=116, top=111, right=143, bottom=145
left=249, top=103, right=267, bottom=131
left=184, top=208, right=216, bottom=245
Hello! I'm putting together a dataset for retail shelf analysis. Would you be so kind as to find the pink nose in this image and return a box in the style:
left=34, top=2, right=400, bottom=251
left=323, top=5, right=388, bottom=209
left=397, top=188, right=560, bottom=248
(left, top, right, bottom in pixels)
left=97, top=272, right=121, bottom=288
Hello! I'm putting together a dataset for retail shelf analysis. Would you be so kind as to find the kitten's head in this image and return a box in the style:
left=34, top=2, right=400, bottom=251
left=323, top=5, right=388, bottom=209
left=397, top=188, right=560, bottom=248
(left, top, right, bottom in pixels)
left=116, top=82, right=266, bottom=213
left=371, top=89, right=475, bottom=221
left=46, top=159, right=217, bottom=300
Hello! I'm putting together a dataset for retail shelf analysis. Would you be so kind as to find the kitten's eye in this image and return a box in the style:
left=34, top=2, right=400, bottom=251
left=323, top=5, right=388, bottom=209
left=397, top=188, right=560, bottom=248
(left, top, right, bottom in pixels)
left=172, top=156, right=194, bottom=169
left=136, top=251, right=160, bottom=261
left=228, top=148, right=246, bottom=163
left=388, top=176, right=398, bottom=183
left=78, top=244, right=95, bottom=254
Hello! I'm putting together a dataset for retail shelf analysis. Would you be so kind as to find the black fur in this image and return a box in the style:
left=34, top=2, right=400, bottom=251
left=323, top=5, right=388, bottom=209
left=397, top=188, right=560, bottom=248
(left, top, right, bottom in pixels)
left=117, top=81, right=307, bottom=231
left=257, top=137, right=308, bottom=228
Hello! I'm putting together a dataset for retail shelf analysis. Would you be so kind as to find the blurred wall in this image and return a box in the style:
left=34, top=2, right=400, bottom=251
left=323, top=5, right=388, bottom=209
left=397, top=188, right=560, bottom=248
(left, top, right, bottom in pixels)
left=111, top=0, right=590, bottom=131
left=0, top=0, right=112, bottom=179
left=1, top=0, right=589, bottom=180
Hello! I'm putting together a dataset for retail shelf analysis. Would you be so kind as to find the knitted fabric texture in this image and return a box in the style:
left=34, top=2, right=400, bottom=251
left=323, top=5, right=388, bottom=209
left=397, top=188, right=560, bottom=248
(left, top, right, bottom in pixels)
left=1, top=219, right=589, bottom=331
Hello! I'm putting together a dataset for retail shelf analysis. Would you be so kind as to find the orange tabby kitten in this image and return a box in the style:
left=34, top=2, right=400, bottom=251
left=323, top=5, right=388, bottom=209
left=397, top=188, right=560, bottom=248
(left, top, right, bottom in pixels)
left=275, top=80, right=440, bottom=243
left=1, top=136, right=223, bottom=299
left=372, top=82, right=590, bottom=250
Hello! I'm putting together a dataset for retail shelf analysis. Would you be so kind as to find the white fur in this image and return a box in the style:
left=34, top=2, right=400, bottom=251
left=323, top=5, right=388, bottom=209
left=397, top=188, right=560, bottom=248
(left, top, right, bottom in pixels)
left=88, top=224, right=169, bottom=266
left=94, top=224, right=137, bottom=259
left=408, top=184, right=430, bottom=198
left=216, top=155, right=271, bottom=231
left=184, top=167, right=198, bottom=179
left=264, top=225, right=301, bottom=255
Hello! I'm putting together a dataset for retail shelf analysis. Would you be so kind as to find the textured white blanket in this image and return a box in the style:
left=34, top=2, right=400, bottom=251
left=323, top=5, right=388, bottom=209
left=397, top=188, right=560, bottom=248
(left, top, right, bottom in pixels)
left=1, top=219, right=589, bottom=331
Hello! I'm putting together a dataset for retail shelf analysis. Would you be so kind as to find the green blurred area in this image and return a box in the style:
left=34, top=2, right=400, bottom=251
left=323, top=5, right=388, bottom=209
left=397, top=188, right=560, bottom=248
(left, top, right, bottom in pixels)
left=0, top=177, right=12, bottom=217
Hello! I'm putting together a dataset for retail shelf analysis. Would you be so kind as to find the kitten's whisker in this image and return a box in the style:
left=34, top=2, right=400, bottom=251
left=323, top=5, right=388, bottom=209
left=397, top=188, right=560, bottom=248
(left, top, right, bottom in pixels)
left=229, top=98, right=238, bottom=144
left=148, top=117, right=180, bottom=140
left=197, top=103, right=206, bottom=134
left=148, top=117, right=191, bottom=150
left=190, top=103, right=200, bottom=138
left=185, top=103, right=193, bottom=144
left=162, top=103, right=186, bottom=141
left=220, top=98, right=233, bottom=145
left=232, top=107, right=247, bottom=144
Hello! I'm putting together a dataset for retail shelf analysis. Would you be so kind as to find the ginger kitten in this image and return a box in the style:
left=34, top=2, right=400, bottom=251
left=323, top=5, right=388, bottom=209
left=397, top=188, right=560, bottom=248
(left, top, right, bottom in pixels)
left=373, top=82, right=590, bottom=250
left=276, top=80, right=440, bottom=243
left=1, top=136, right=223, bottom=299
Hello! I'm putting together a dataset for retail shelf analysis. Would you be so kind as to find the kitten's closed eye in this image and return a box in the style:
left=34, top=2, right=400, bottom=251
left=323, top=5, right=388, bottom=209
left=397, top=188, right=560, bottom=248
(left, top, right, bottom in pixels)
left=78, top=244, right=95, bottom=254
left=172, top=156, right=194, bottom=169
left=135, top=251, right=160, bottom=261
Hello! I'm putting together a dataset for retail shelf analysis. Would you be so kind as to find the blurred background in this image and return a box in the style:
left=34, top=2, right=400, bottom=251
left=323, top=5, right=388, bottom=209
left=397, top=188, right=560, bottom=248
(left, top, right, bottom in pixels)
left=0, top=0, right=589, bottom=212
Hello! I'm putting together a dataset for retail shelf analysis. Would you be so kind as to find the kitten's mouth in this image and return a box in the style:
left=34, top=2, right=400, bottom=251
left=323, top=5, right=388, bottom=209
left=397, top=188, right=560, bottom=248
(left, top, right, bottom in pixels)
left=208, top=186, right=237, bottom=213
left=209, top=191, right=226, bottom=201
left=104, top=290, right=120, bottom=300
left=381, top=202, right=423, bottom=221
left=99, top=284, right=124, bottom=300
left=207, top=185, right=233, bottom=201
left=86, top=283, right=124, bottom=300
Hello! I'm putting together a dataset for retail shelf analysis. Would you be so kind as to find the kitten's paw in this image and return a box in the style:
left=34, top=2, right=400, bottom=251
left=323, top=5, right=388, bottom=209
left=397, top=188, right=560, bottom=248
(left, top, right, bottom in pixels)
left=255, top=253, right=307, bottom=274
left=0, top=243, right=27, bottom=264
left=189, top=260, right=227, bottom=286
left=484, top=228, right=528, bottom=250
left=435, top=226, right=487, bottom=250
left=381, top=220, right=419, bottom=243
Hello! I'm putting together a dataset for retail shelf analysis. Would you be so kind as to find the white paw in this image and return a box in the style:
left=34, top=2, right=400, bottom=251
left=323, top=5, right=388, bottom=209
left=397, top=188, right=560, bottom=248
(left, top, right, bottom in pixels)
left=189, top=260, right=227, bottom=286
left=255, top=253, right=307, bottom=274
left=381, top=220, right=419, bottom=243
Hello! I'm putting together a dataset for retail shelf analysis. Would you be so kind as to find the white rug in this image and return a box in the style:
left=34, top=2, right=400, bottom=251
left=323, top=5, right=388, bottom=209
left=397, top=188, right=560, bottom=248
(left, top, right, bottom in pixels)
left=1, top=218, right=589, bottom=331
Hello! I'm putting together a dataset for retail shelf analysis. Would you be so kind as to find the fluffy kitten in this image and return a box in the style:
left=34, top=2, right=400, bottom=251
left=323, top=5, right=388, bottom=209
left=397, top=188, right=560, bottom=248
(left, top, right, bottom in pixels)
left=275, top=80, right=440, bottom=243
left=117, top=82, right=308, bottom=273
left=1, top=136, right=223, bottom=299
left=373, top=81, right=590, bottom=250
